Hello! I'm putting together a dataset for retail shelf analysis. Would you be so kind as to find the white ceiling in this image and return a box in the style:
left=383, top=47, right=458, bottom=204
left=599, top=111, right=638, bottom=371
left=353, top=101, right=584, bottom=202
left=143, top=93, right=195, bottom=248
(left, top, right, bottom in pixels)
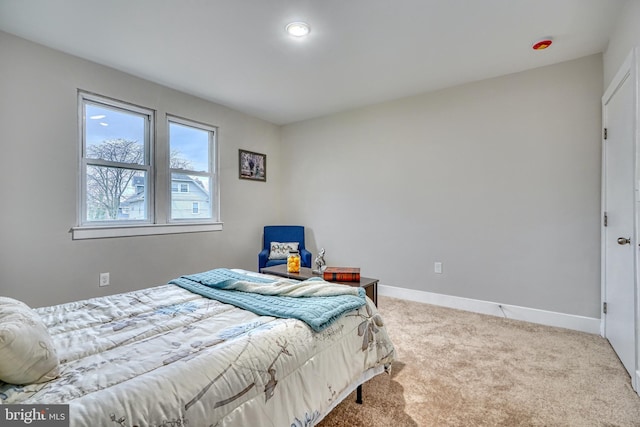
left=0, top=0, right=626, bottom=125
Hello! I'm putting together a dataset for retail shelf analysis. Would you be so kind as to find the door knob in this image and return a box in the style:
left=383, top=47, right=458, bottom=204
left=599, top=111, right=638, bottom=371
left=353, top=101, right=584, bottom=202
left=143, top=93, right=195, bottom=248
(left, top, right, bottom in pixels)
left=617, top=237, right=631, bottom=245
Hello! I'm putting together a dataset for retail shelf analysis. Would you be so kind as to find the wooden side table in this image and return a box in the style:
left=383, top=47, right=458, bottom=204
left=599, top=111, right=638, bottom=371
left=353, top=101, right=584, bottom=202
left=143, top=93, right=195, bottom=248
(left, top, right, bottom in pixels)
left=260, top=265, right=378, bottom=306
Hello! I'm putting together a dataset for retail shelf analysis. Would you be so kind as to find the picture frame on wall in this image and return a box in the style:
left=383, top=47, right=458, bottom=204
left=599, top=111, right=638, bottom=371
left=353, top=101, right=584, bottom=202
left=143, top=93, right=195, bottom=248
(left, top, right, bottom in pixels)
left=239, top=149, right=266, bottom=182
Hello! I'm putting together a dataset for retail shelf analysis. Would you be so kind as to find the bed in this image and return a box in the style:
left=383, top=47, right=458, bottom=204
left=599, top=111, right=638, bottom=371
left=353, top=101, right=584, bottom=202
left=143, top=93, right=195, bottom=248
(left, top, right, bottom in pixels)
left=0, top=268, right=395, bottom=426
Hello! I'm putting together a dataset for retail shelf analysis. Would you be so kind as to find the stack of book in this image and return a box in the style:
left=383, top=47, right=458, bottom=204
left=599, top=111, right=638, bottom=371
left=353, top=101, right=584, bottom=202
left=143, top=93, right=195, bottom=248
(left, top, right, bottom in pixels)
left=323, top=267, right=360, bottom=282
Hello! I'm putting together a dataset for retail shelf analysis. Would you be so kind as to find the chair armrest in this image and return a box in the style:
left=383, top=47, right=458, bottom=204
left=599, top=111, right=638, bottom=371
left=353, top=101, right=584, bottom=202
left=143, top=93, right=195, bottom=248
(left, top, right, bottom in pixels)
left=258, top=249, right=270, bottom=270
left=300, top=249, right=312, bottom=268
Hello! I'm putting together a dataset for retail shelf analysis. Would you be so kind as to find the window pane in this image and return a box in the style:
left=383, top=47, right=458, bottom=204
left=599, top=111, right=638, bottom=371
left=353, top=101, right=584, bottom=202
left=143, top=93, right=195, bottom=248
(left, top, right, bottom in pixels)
left=169, top=122, right=210, bottom=172
left=85, top=103, right=146, bottom=165
left=86, top=166, right=147, bottom=221
left=171, top=174, right=210, bottom=219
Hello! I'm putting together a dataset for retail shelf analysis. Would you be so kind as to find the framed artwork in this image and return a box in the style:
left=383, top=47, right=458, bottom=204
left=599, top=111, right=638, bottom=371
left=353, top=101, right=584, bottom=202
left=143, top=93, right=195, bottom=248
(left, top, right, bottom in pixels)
left=239, top=149, right=266, bottom=182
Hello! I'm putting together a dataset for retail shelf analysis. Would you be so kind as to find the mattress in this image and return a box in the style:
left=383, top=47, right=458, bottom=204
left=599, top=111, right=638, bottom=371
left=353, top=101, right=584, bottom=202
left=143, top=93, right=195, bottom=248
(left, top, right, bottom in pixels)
left=0, top=271, right=395, bottom=426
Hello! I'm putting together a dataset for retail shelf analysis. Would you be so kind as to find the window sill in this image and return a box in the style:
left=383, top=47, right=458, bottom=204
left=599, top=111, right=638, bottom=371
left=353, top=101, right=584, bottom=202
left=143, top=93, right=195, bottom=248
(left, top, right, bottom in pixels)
left=71, top=222, right=223, bottom=240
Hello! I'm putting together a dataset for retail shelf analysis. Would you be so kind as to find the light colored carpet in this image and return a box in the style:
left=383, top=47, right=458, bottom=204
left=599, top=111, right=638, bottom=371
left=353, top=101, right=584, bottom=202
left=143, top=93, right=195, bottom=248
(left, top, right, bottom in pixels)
left=318, top=296, right=640, bottom=426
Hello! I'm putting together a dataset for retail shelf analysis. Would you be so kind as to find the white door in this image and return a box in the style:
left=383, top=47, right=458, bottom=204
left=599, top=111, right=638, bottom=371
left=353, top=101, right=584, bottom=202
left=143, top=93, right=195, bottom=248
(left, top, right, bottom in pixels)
left=602, top=53, right=637, bottom=387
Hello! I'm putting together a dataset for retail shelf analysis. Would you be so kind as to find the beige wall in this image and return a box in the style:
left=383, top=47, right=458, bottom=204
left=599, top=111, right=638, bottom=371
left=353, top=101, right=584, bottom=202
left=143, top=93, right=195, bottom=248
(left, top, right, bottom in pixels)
left=0, top=29, right=608, bottom=319
left=281, top=54, right=603, bottom=318
left=0, top=31, right=282, bottom=307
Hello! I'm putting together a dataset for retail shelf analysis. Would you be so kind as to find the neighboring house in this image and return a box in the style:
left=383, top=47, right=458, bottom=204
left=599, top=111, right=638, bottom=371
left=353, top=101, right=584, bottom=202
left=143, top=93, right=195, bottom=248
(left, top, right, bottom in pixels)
left=120, top=175, right=210, bottom=220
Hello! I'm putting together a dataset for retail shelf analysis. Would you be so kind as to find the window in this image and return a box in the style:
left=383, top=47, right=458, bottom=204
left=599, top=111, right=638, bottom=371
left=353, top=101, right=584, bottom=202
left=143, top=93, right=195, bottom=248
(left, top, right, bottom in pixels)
left=74, top=92, right=221, bottom=239
left=80, top=93, right=153, bottom=225
left=168, top=116, right=217, bottom=222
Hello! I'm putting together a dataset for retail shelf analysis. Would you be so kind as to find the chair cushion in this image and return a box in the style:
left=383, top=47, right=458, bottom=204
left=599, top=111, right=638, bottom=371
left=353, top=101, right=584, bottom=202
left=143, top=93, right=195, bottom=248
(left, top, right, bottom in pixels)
left=268, top=242, right=299, bottom=260
left=265, top=259, right=287, bottom=267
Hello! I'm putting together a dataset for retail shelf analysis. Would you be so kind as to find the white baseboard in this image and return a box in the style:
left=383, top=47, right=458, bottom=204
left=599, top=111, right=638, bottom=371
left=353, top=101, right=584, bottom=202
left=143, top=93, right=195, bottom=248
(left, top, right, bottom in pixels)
left=378, top=284, right=601, bottom=335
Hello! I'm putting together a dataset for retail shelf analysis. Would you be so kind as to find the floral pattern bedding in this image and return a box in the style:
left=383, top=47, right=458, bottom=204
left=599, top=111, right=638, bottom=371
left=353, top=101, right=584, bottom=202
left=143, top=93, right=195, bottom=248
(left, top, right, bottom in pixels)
left=0, top=278, right=395, bottom=427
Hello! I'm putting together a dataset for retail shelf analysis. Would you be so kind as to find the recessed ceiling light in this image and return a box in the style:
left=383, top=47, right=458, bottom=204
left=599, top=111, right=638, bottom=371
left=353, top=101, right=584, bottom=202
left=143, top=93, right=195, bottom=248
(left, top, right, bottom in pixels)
left=286, top=21, right=310, bottom=38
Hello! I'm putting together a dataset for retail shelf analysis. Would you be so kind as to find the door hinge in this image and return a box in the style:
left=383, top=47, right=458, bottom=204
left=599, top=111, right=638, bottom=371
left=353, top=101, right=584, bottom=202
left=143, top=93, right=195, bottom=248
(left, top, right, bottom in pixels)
left=603, top=302, right=608, bottom=314
left=604, top=212, right=608, bottom=227
left=604, top=128, right=608, bottom=140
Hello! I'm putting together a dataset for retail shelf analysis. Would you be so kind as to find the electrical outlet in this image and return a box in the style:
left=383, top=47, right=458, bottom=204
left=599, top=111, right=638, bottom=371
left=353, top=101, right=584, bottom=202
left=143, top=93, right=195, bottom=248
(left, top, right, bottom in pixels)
left=99, top=272, right=110, bottom=287
left=434, top=262, right=443, bottom=274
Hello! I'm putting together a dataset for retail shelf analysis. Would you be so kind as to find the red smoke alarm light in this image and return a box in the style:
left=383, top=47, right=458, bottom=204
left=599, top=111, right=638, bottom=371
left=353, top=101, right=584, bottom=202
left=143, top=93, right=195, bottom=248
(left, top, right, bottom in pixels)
left=532, top=39, right=553, bottom=50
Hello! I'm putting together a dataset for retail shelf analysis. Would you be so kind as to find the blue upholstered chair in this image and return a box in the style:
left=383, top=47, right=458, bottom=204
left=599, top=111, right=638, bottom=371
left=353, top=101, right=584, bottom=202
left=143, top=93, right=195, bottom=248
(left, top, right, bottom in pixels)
left=259, top=225, right=312, bottom=271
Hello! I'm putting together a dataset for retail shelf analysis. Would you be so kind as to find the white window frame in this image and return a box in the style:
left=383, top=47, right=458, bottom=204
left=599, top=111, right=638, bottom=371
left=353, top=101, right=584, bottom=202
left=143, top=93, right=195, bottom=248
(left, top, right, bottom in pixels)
left=78, top=92, right=154, bottom=227
left=72, top=92, right=222, bottom=239
left=167, top=115, right=219, bottom=224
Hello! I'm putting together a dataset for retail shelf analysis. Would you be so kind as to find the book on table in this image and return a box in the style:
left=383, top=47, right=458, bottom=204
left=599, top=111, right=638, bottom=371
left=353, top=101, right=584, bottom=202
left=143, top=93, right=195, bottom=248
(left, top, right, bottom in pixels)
left=323, top=267, right=360, bottom=282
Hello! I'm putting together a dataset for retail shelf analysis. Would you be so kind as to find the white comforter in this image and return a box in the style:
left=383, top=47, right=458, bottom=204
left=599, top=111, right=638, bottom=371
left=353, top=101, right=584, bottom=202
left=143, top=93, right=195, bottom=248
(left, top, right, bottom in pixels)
left=0, top=281, right=395, bottom=427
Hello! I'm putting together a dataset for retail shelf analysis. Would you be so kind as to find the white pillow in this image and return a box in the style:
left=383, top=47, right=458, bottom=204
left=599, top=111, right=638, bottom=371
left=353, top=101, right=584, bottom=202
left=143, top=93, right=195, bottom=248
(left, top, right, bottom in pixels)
left=0, top=297, right=60, bottom=384
left=268, top=242, right=300, bottom=260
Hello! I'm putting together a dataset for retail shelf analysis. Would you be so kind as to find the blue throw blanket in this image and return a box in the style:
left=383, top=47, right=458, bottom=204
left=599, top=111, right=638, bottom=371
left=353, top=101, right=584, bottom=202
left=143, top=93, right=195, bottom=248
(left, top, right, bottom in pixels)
left=169, top=269, right=366, bottom=332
